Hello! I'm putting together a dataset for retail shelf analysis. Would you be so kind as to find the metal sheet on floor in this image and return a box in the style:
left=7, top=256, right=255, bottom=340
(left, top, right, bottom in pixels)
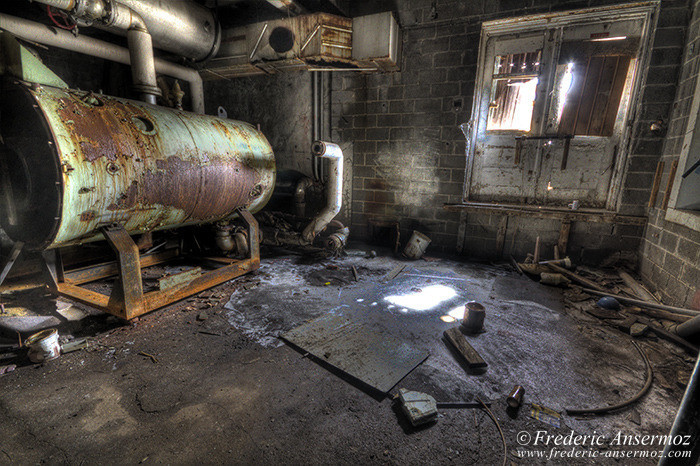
left=282, top=313, right=429, bottom=393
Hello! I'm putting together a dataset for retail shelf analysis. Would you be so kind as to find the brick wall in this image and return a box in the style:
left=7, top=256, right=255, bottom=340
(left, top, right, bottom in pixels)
left=332, top=0, right=691, bottom=260
left=640, top=0, right=700, bottom=309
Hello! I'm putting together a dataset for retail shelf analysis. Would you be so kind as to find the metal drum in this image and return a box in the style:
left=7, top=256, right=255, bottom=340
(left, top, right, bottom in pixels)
left=0, top=81, right=276, bottom=250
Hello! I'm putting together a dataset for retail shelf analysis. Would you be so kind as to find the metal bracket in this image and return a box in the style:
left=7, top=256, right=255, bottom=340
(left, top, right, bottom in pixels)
left=48, top=211, right=260, bottom=320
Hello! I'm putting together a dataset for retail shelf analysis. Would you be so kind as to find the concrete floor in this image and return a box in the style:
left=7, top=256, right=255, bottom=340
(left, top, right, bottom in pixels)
left=0, top=248, right=694, bottom=465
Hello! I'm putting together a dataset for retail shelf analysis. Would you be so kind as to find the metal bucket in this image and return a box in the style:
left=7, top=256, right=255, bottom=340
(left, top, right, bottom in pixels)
left=461, top=302, right=485, bottom=334
left=25, top=328, right=60, bottom=363
left=403, top=230, right=431, bottom=260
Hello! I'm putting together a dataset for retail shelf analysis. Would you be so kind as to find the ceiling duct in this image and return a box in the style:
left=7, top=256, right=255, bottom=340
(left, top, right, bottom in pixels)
left=203, top=12, right=400, bottom=79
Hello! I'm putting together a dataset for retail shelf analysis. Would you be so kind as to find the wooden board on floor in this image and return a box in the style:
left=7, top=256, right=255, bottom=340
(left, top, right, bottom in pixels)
left=444, top=327, right=487, bottom=369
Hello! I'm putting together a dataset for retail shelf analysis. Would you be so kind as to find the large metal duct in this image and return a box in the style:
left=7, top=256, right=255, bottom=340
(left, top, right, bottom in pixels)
left=115, top=0, right=221, bottom=61
left=0, top=80, right=276, bottom=250
left=33, top=0, right=220, bottom=62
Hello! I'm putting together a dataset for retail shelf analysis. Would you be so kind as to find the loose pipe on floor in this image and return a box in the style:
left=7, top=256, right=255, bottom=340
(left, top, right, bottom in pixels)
left=0, top=13, right=205, bottom=113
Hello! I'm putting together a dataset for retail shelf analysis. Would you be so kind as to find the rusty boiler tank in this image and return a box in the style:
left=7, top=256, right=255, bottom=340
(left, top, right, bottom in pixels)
left=0, top=80, right=276, bottom=250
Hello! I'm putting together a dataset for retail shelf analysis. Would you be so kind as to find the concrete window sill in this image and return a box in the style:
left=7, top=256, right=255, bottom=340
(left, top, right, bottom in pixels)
left=444, top=202, right=647, bottom=225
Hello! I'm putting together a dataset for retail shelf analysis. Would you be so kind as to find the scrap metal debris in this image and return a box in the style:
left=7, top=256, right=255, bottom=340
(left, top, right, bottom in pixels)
left=281, top=313, right=429, bottom=394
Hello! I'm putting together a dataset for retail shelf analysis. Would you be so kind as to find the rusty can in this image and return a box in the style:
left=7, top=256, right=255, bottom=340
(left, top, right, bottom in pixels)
left=507, top=385, right=525, bottom=408
left=461, top=301, right=485, bottom=334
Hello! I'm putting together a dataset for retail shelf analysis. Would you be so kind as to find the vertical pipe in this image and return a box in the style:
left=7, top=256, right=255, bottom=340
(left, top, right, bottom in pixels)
left=302, top=141, right=343, bottom=243
left=311, top=71, right=320, bottom=180
left=126, top=27, right=159, bottom=105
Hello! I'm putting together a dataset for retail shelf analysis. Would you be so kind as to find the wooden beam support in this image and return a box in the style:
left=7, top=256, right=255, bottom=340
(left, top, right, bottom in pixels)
left=495, top=216, right=508, bottom=258
left=662, top=160, right=679, bottom=210
left=648, top=160, right=664, bottom=208
left=557, top=219, right=572, bottom=257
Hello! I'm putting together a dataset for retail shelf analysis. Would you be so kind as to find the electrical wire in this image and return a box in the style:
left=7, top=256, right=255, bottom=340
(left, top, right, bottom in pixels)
left=565, top=340, right=653, bottom=415
left=476, top=396, right=507, bottom=466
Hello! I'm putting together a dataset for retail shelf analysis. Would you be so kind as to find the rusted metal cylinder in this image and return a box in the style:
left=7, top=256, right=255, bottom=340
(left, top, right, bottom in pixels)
left=0, top=81, right=275, bottom=250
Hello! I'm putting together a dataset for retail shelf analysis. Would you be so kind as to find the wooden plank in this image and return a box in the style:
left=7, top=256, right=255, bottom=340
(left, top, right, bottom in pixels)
left=495, top=216, right=508, bottom=257
left=662, top=160, right=679, bottom=210
left=56, top=283, right=112, bottom=313
left=618, top=270, right=659, bottom=303
left=601, top=56, right=631, bottom=136
left=384, top=264, right=406, bottom=282
left=444, top=327, right=488, bottom=369
left=158, top=267, right=202, bottom=291
left=64, top=248, right=179, bottom=285
left=588, top=56, right=618, bottom=135
left=648, top=161, right=665, bottom=208
left=576, top=56, right=604, bottom=135
left=533, top=235, right=541, bottom=263
left=557, top=220, right=572, bottom=257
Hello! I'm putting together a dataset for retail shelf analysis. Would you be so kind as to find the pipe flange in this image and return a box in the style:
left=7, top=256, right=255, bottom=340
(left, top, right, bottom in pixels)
left=132, top=84, right=162, bottom=97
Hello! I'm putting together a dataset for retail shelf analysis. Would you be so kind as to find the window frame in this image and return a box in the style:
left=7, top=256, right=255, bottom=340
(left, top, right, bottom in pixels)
left=463, top=2, right=659, bottom=209
left=665, top=64, right=700, bottom=232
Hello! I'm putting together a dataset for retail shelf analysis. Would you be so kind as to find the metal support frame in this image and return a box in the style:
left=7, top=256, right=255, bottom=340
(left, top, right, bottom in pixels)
left=0, top=241, right=24, bottom=288
left=44, top=210, right=260, bottom=320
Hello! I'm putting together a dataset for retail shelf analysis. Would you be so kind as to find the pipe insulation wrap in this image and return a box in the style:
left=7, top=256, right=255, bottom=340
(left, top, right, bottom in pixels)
left=0, top=14, right=205, bottom=113
left=302, top=141, right=343, bottom=243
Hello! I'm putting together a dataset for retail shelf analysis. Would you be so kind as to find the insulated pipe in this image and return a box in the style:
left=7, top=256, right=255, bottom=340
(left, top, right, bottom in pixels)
left=30, top=0, right=160, bottom=104
left=32, top=0, right=76, bottom=9
left=126, top=27, right=158, bottom=104
left=105, top=0, right=220, bottom=61
left=0, top=14, right=205, bottom=113
left=302, top=141, right=343, bottom=243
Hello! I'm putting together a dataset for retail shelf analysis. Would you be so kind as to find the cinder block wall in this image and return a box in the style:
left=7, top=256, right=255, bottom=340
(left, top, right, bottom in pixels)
left=332, top=0, right=691, bottom=262
left=640, top=0, right=700, bottom=308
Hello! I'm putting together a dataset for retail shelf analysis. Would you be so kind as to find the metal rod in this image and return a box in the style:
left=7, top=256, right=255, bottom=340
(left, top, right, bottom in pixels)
left=300, top=24, right=320, bottom=53
left=580, top=288, right=700, bottom=317
left=249, top=23, right=268, bottom=61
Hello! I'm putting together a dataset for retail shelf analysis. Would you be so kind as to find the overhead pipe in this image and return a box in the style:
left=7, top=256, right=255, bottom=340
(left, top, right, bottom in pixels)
left=302, top=141, right=343, bottom=243
left=29, top=0, right=160, bottom=104
left=101, top=0, right=220, bottom=62
left=0, top=13, right=205, bottom=113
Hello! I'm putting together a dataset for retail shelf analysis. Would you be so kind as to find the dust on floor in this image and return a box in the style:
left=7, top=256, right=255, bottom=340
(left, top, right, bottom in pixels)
left=0, top=251, right=693, bottom=465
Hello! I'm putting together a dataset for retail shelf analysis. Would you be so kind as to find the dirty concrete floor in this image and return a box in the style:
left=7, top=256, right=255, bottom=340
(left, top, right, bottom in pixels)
left=0, top=249, right=694, bottom=465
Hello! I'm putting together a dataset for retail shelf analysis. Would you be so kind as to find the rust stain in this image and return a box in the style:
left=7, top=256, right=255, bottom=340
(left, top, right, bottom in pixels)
left=55, top=95, right=155, bottom=163
left=80, top=211, right=96, bottom=222
left=139, top=155, right=261, bottom=220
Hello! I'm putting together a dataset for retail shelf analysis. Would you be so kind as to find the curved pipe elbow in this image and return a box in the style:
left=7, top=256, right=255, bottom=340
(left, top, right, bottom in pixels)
left=302, top=141, right=343, bottom=243
left=109, top=2, right=148, bottom=32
